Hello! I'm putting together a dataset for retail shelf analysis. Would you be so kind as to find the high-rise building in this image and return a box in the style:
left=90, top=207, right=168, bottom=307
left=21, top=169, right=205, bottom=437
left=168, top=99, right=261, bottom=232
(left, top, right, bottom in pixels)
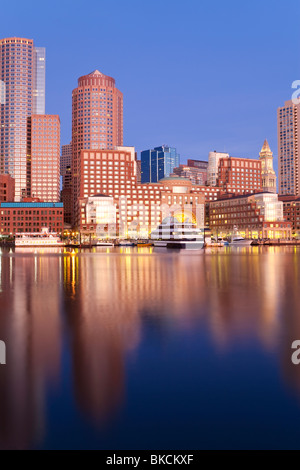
left=61, top=165, right=72, bottom=225
left=141, top=145, right=180, bottom=183
left=33, top=47, right=46, bottom=115
left=72, top=70, right=123, bottom=223
left=173, top=160, right=208, bottom=185
left=0, top=37, right=46, bottom=201
left=207, top=151, right=229, bottom=186
left=278, top=100, right=300, bottom=196
left=61, top=142, right=72, bottom=176
left=27, top=115, right=60, bottom=202
left=259, top=139, right=276, bottom=193
left=136, top=160, right=142, bottom=184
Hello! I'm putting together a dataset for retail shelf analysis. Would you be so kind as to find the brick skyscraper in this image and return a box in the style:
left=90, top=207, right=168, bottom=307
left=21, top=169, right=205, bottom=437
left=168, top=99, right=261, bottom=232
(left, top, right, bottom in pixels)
left=0, top=37, right=45, bottom=201
left=72, top=70, right=123, bottom=223
left=27, top=115, right=60, bottom=202
left=278, top=100, right=300, bottom=196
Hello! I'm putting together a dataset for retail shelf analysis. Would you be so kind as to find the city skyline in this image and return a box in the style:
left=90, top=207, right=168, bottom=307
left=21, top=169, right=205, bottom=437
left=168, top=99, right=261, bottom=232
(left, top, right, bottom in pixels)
left=0, top=0, right=299, bottom=171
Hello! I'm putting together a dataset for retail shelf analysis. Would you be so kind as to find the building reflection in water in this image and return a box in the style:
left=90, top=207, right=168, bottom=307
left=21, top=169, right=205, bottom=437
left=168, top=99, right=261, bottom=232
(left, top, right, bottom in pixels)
left=204, top=247, right=283, bottom=350
left=1, top=246, right=300, bottom=448
left=0, top=250, right=62, bottom=449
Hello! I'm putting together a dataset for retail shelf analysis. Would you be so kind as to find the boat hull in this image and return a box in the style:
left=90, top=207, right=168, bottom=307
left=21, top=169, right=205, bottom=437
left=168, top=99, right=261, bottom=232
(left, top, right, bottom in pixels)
left=15, top=242, right=64, bottom=247
left=153, top=240, right=204, bottom=249
left=229, top=240, right=253, bottom=246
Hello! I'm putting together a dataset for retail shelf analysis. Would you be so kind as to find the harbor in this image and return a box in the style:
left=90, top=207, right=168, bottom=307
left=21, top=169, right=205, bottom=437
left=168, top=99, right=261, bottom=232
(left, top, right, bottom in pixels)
left=1, top=245, right=300, bottom=450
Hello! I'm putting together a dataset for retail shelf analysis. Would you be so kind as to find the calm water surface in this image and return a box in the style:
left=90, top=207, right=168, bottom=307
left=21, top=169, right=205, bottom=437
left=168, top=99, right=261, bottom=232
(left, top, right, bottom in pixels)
left=0, top=245, right=300, bottom=449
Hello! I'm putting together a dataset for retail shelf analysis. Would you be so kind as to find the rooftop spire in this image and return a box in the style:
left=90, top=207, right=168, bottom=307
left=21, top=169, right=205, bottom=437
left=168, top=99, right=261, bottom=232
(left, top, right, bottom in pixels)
left=88, top=70, right=103, bottom=76
left=260, top=139, right=273, bottom=157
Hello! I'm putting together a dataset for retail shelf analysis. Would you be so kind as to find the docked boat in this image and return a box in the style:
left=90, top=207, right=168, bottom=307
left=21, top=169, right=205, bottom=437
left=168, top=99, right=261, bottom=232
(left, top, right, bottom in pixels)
left=150, top=217, right=204, bottom=249
left=206, top=237, right=228, bottom=247
left=137, top=241, right=153, bottom=247
left=228, top=226, right=253, bottom=246
left=95, top=241, right=114, bottom=246
left=116, top=240, right=135, bottom=247
left=229, top=236, right=253, bottom=246
left=15, top=227, right=65, bottom=247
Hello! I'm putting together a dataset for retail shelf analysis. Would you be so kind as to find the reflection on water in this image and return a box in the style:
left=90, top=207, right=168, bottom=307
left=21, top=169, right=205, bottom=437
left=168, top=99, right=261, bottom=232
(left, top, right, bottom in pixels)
left=0, top=246, right=300, bottom=448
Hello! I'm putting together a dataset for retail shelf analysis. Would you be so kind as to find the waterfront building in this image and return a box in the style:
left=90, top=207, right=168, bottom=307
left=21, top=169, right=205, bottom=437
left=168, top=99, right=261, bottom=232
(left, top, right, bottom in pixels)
left=79, top=194, right=116, bottom=237
left=278, top=100, right=300, bottom=196
left=278, top=195, right=300, bottom=236
left=75, top=147, right=218, bottom=237
left=0, top=201, right=64, bottom=235
left=61, top=142, right=72, bottom=176
left=0, top=174, right=15, bottom=202
left=217, top=156, right=262, bottom=194
left=259, top=140, right=277, bottom=193
left=0, top=37, right=45, bottom=201
left=72, top=70, right=123, bottom=224
left=173, top=160, right=208, bottom=185
left=207, top=151, right=229, bottom=186
left=27, top=115, right=60, bottom=202
left=209, top=192, right=291, bottom=239
left=141, top=146, right=180, bottom=183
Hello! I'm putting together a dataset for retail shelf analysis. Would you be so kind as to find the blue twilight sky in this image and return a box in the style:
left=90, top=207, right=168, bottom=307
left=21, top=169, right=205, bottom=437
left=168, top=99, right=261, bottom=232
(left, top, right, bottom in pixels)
left=1, top=0, right=300, bottom=171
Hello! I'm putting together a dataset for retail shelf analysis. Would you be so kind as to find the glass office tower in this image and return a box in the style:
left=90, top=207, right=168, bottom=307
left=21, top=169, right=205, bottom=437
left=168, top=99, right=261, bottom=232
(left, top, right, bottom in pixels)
left=33, top=47, right=46, bottom=115
left=141, top=145, right=180, bottom=183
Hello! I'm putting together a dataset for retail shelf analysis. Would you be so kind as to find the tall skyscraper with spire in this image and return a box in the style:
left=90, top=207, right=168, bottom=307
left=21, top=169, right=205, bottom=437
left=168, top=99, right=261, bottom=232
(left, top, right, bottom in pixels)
left=259, top=139, right=277, bottom=193
left=0, top=37, right=45, bottom=201
left=72, top=69, right=123, bottom=224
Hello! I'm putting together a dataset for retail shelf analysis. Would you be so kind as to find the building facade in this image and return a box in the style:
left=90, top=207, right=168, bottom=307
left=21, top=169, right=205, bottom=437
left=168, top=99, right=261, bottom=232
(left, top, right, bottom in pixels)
left=278, top=100, right=300, bottom=196
left=278, top=195, right=300, bottom=236
left=61, top=142, right=72, bottom=176
left=217, top=156, right=262, bottom=194
left=136, top=160, right=141, bottom=184
left=210, top=193, right=291, bottom=240
left=74, top=147, right=223, bottom=237
left=259, top=139, right=276, bottom=193
left=141, top=146, right=180, bottom=183
left=0, top=37, right=45, bottom=201
left=79, top=194, right=116, bottom=236
left=173, top=160, right=208, bottom=185
left=61, top=165, right=72, bottom=226
left=27, top=114, right=60, bottom=202
left=0, top=174, right=15, bottom=202
left=72, top=69, right=123, bottom=223
left=207, top=151, right=229, bottom=186
left=0, top=202, right=64, bottom=235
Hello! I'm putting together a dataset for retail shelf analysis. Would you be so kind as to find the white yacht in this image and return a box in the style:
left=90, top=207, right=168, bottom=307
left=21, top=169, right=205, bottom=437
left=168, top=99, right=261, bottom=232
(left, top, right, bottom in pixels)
left=228, top=226, right=253, bottom=246
left=15, top=227, right=65, bottom=247
left=150, top=217, right=204, bottom=249
left=229, top=236, right=253, bottom=246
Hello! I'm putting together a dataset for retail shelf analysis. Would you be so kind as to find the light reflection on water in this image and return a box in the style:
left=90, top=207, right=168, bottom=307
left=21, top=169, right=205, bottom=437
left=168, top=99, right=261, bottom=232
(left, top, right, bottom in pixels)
left=0, top=246, right=300, bottom=449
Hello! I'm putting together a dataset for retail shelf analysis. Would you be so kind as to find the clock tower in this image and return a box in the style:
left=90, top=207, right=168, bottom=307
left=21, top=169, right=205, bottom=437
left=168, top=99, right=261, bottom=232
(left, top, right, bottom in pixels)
left=259, top=140, right=277, bottom=193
